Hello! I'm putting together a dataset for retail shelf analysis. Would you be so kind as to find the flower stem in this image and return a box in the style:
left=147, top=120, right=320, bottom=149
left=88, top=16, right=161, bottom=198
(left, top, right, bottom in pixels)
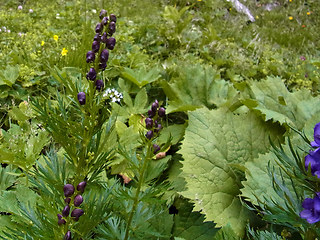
left=124, top=143, right=152, bottom=240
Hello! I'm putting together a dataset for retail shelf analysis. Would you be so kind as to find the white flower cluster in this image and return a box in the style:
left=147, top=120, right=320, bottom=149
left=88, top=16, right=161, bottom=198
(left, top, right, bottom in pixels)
left=0, top=26, right=11, bottom=33
left=103, top=88, right=123, bottom=103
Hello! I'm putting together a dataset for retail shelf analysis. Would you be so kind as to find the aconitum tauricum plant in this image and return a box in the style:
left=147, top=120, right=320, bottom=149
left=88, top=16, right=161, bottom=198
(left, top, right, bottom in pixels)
left=19, top=9, right=120, bottom=239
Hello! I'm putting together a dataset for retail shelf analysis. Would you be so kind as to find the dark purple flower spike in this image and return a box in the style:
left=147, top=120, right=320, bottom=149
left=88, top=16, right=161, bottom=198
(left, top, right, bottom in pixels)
left=92, top=41, right=100, bottom=53
left=100, top=49, right=109, bottom=63
left=62, top=205, right=70, bottom=217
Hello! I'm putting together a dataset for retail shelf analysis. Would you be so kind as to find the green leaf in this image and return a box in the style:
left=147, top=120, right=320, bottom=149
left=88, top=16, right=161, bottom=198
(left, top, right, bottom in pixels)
left=172, top=198, right=219, bottom=239
left=213, top=225, right=240, bottom=240
left=0, top=65, right=19, bottom=87
left=179, top=108, right=284, bottom=236
left=121, top=67, right=160, bottom=88
left=244, top=76, right=320, bottom=130
left=162, top=64, right=238, bottom=113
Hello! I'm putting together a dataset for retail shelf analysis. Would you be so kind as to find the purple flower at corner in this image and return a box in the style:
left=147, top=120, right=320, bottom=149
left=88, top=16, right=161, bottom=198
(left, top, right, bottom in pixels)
left=311, top=122, right=320, bottom=148
left=305, top=148, right=320, bottom=178
left=300, top=193, right=320, bottom=224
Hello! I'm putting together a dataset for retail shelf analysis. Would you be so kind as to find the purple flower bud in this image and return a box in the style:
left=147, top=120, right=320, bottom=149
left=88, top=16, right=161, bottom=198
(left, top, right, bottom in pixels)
left=108, top=22, right=116, bottom=35
left=110, top=14, right=117, bottom=23
left=99, top=62, right=107, bottom=71
left=93, top=33, right=101, bottom=42
left=57, top=214, right=63, bottom=220
left=58, top=218, right=66, bottom=225
left=145, top=118, right=153, bottom=129
left=86, top=51, right=95, bottom=63
left=151, top=100, right=159, bottom=112
left=63, top=184, right=75, bottom=197
left=71, top=208, right=84, bottom=218
left=62, top=205, right=70, bottom=217
left=99, top=9, right=107, bottom=19
left=64, top=198, right=71, bottom=204
left=158, top=107, right=166, bottom=117
left=96, top=79, right=104, bottom=91
left=148, top=109, right=155, bottom=118
left=100, top=49, right=109, bottom=63
left=95, top=23, right=103, bottom=33
left=101, top=16, right=109, bottom=25
left=92, top=41, right=100, bottom=53
left=86, top=68, right=96, bottom=81
left=106, top=37, right=116, bottom=50
left=77, top=181, right=87, bottom=193
left=101, top=32, right=108, bottom=43
left=74, top=195, right=83, bottom=207
left=64, top=230, right=71, bottom=240
left=77, top=92, right=86, bottom=105
left=154, top=123, right=162, bottom=133
left=153, top=144, right=160, bottom=154
left=146, top=130, right=153, bottom=140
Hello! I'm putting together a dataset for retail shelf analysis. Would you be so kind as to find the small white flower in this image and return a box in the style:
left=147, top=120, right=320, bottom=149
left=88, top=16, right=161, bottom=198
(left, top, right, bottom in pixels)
left=92, top=9, right=97, bottom=14
left=112, top=97, right=117, bottom=102
left=29, top=9, right=33, bottom=13
left=18, top=5, right=23, bottom=10
left=3, top=27, right=6, bottom=30
left=18, top=32, right=22, bottom=36
left=7, top=30, right=11, bottom=33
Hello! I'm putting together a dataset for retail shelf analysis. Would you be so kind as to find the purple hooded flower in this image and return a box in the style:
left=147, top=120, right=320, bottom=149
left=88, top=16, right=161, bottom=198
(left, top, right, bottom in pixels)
left=151, top=100, right=159, bottom=112
left=96, top=79, right=104, bottom=91
left=86, top=51, right=95, bottom=63
left=99, top=9, right=107, bottom=19
left=74, top=195, right=83, bottom=207
left=92, top=41, right=100, bottom=53
left=153, top=144, right=160, bottom=154
left=62, top=205, right=70, bottom=217
left=99, top=62, right=107, bottom=71
left=95, top=23, right=103, bottom=33
left=77, top=181, right=87, bottom=193
left=86, top=68, right=97, bottom=81
left=101, top=32, right=108, bottom=43
left=145, top=118, right=153, bottom=129
left=110, top=14, right=117, bottom=23
left=77, top=92, right=86, bottom=105
left=63, top=184, right=75, bottom=197
left=100, top=49, right=109, bottom=63
left=108, top=22, right=116, bottom=35
left=305, top=148, right=320, bottom=178
left=71, top=208, right=84, bottom=219
left=300, top=193, right=320, bottom=224
left=158, top=107, right=166, bottom=118
left=93, top=33, right=101, bottom=42
left=311, top=122, right=320, bottom=148
left=102, top=16, right=109, bottom=25
left=64, top=230, right=71, bottom=240
left=148, top=109, right=155, bottom=118
left=146, top=130, right=153, bottom=140
left=106, top=37, right=116, bottom=50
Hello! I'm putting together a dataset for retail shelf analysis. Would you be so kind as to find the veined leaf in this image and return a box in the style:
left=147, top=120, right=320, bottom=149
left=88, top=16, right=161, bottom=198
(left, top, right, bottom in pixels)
left=244, top=76, right=320, bottom=130
left=121, top=67, right=160, bottom=88
left=162, top=64, right=238, bottom=113
left=172, top=198, right=219, bottom=239
left=179, top=108, right=284, bottom=236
